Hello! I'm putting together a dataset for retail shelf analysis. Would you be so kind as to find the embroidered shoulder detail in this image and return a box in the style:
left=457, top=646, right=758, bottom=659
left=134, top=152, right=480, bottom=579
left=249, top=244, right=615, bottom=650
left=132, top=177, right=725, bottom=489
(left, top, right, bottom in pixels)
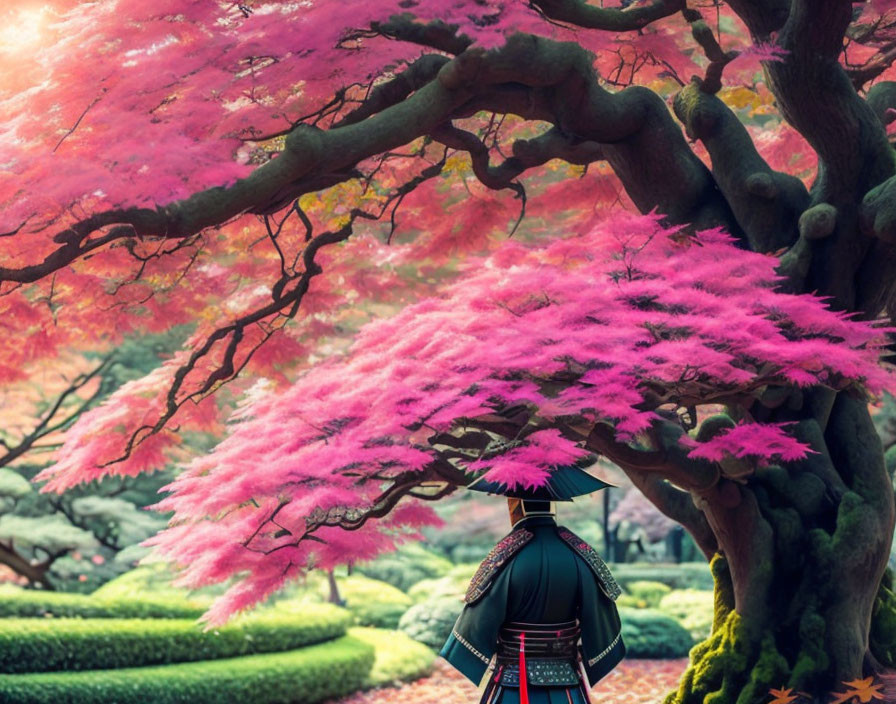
left=464, top=529, right=534, bottom=604
left=557, top=527, right=622, bottom=601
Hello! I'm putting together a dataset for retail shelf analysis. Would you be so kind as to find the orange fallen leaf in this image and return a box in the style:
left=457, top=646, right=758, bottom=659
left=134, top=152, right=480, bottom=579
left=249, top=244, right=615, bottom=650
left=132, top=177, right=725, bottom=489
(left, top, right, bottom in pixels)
left=768, top=686, right=799, bottom=704
left=829, top=676, right=886, bottom=704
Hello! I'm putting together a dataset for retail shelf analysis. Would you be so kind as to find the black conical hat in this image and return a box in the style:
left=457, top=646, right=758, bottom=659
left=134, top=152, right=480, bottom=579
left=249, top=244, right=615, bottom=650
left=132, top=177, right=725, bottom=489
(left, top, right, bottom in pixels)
left=465, top=463, right=615, bottom=501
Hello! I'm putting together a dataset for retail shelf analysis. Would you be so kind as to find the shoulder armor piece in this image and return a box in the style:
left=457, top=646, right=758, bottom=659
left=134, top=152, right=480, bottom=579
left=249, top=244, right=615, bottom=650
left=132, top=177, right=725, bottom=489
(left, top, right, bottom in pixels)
left=557, top=527, right=622, bottom=601
left=464, top=529, right=534, bottom=604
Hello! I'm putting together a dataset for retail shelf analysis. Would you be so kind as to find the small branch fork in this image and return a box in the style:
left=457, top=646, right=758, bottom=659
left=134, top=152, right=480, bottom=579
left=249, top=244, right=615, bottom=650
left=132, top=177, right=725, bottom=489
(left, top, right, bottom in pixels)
left=0, top=357, right=113, bottom=468
left=102, top=157, right=448, bottom=468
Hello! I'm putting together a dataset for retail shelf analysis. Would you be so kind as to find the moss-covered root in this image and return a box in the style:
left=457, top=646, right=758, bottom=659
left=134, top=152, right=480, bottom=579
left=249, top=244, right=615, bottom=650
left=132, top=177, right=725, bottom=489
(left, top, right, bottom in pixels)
left=664, top=554, right=791, bottom=704
left=663, top=610, right=788, bottom=704
left=870, top=567, right=896, bottom=668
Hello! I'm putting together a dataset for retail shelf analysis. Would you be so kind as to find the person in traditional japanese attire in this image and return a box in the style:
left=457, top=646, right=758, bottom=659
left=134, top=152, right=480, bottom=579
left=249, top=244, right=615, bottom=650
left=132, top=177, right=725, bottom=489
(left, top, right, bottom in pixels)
left=439, top=464, right=625, bottom=704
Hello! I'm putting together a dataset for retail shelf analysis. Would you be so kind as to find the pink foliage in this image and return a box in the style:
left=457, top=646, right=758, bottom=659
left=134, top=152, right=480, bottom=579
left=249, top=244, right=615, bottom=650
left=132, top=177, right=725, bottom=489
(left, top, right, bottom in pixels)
left=53, top=210, right=890, bottom=622
left=10, top=0, right=896, bottom=626
left=678, top=422, right=814, bottom=465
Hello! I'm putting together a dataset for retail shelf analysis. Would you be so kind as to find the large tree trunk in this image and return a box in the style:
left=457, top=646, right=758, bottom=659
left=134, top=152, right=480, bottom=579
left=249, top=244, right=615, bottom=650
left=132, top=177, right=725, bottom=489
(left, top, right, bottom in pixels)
left=666, top=391, right=896, bottom=702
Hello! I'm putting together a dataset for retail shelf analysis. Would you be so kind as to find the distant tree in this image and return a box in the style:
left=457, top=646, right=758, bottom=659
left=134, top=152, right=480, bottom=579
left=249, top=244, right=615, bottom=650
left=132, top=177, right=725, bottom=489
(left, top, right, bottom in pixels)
left=0, top=331, right=189, bottom=590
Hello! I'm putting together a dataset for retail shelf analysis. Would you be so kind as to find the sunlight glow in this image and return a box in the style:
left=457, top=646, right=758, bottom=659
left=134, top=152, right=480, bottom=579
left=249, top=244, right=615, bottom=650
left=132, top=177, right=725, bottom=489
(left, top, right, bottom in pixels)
left=0, top=7, right=48, bottom=54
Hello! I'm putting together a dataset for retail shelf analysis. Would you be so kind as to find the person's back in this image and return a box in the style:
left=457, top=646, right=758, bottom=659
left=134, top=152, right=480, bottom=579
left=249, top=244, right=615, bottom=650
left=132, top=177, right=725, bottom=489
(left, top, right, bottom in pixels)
left=503, top=518, right=580, bottom=624
left=440, top=500, right=625, bottom=704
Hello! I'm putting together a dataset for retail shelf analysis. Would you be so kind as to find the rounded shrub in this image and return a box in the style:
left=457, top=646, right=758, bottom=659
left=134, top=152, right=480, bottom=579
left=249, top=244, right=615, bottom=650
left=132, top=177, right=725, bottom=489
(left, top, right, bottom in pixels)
left=0, top=604, right=351, bottom=673
left=91, top=564, right=219, bottom=602
left=330, top=575, right=412, bottom=629
left=610, top=562, right=713, bottom=591
left=355, top=544, right=453, bottom=592
left=0, top=634, right=375, bottom=704
left=618, top=606, right=694, bottom=658
left=656, top=589, right=715, bottom=641
left=407, top=564, right=476, bottom=604
left=624, top=580, right=672, bottom=608
left=616, top=593, right=647, bottom=609
left=398, top=596, right=463, bottom=650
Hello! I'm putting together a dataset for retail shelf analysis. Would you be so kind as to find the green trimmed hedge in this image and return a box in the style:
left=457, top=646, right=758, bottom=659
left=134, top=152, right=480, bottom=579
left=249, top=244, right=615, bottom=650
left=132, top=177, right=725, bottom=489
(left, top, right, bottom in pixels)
left=656, top=589, right=715, bottom=641
left=356, top=544, right=453, bottom=592
left=407, top=564, right=476, bottom=604
left=331, top=575, right=412, bottom=629
left=0, top=634, right=375, bottom=704
left=0, top=605, right=351, bottom=673
left=610, top=562, right=714, bottom=591
left=619, top=606, right=694, bottom=658
left=0, top=585, right=205, bottom=620
left=624, top=580, right=672, bottom=607
left=398, top=596, right=462, bottom=650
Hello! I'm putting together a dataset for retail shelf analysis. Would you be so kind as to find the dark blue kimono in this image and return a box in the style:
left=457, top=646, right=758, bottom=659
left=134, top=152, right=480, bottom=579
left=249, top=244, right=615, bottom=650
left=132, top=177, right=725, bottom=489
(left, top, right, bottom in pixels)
left=439, top=515, right=625, bottom=703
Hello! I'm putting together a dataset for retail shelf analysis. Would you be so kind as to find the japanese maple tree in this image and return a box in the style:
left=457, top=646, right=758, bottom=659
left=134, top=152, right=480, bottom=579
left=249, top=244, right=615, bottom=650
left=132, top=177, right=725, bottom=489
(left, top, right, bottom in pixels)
left=5, top=0, right=896, bottom=701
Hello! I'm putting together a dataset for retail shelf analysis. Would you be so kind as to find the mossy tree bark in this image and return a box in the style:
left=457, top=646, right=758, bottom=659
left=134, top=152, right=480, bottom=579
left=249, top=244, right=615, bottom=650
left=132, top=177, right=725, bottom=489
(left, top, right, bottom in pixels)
left=657, top=391, right=896, bottom=703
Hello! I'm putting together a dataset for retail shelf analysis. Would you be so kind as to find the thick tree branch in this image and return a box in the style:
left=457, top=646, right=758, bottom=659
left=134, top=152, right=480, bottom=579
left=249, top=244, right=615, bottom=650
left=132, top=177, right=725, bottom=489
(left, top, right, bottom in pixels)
left=575, top=420, right=720, bottom=492
left=681, top=8, right=739, bottom=95
left=847, top=43, right=896, bottom=90
left=530, top=0, right=685, bottom=32
left=621, top=467, right=718, bottom=559
left=729, top=0, right=896, bottom=318
left=335, top=54, right=450, bottom=128
left=0, top=543, right=54, bottom=589
left=10, top=33, right=740, bottom=286
left=430, top=123, right=604, bottom=190
left=673, top=80, right=809, bottom=256
left=364, top=14, right=473, bottom=55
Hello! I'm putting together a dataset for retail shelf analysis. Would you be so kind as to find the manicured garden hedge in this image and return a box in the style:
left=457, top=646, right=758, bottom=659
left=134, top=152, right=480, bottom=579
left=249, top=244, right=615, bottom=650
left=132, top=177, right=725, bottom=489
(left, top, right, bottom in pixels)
left=656, top=589, right=715, bottom=641
left=331, top=575, right=413, bottom=629
left=623, top=580, right=672, bottom=608
left=611, top=562, right=714, bottom=591
left=0, top=604, right=351, bottom=673
left=0, top=635, right=375, bottom=704
left=0, top=586, right=205, bottom=620
left=398, top=596, right=462, bottom=650
left=356, top=544, right=453, bottom=592
left=618, top=607, right=695, bottom=658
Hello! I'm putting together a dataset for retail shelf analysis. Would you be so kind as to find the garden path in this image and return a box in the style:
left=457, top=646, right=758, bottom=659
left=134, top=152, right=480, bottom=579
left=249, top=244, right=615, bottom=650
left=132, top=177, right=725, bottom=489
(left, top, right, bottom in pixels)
left=329, top=656, right=690, bottom=704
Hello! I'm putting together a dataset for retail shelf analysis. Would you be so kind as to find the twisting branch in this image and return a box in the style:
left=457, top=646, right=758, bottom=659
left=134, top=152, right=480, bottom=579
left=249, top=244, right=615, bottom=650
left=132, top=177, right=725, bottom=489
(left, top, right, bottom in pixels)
left=105, top=219, right=356, bottom=467
left=104, top=160, right=448, bottom=468
left=0, top=357, right=114, bottom=468
left=621, top=467, right=719, bottom=559
left=6, top=31, right=740, bottom=284
left=671, top=80, right=809, bottom=256
left=334, top=54, right=450, bottom=128
left=244, top=459, right=469, bottom=553
left=430, top=123, right=605, bottom=191
left=680, top=8, right=739, bottom=94
left=529, top=0, right=686, bottom=32
left=360, top=14, right=473, bottom=55
left=574, top=420, right=720, bottom=491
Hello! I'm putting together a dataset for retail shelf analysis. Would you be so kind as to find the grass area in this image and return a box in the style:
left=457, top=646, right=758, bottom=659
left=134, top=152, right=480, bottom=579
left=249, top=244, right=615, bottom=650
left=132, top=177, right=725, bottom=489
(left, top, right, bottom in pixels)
left=350, top=627, right=435, bottom=688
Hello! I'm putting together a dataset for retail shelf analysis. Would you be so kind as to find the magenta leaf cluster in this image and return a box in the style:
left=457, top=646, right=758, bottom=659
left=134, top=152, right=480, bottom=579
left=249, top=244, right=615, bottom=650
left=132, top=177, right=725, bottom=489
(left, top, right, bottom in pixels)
left=42, top=211, right=891, bottom=624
